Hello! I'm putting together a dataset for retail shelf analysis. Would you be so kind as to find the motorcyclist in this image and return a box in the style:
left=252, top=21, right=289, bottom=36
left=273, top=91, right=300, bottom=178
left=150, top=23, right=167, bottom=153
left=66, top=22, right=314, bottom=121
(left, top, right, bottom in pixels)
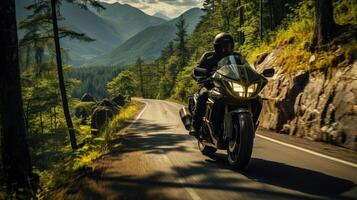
left=189, top=32, right=249, bottom=137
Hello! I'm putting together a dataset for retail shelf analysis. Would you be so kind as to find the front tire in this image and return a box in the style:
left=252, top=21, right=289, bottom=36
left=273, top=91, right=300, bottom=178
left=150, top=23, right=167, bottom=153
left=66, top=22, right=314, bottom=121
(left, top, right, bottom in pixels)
left=198, top=140, right=217, bottom=156
left=227, top=113, right=254, bottom=170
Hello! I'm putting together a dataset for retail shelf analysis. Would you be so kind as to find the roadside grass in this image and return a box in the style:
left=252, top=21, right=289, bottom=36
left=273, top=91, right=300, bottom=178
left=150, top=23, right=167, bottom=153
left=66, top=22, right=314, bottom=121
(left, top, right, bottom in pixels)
left=29, top=101, right=144, bottom=199
left=245, top=0, right=357, bottom=74
left=103, top=101, right=145, bottom=146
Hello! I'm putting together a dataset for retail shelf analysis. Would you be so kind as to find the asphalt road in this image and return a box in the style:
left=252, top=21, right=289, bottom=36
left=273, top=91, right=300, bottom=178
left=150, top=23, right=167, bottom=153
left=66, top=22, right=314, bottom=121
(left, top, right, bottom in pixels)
left=67, top=99, right=357, bottom=200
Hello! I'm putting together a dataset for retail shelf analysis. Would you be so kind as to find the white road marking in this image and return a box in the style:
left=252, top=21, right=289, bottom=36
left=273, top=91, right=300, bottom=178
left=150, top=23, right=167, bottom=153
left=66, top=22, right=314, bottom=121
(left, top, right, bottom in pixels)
left=256, top=134, right=357, bottom=169
left=127, top=101, right=148, bottom=129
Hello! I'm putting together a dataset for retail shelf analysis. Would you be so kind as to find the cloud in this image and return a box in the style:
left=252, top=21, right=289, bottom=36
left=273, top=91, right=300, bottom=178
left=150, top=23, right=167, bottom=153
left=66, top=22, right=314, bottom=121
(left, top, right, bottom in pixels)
left=101, top=0, right=203, bottom=18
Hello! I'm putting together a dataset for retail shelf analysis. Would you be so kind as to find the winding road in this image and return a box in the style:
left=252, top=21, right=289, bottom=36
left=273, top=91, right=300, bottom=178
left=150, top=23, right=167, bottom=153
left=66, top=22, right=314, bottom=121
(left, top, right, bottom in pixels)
left=66, top=99, right=357, bottom=200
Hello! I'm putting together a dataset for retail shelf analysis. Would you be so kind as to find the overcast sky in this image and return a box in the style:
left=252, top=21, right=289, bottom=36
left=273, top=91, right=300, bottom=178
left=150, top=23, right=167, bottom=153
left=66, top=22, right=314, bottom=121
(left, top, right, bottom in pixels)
left=101, top=0, right=203, bottom=18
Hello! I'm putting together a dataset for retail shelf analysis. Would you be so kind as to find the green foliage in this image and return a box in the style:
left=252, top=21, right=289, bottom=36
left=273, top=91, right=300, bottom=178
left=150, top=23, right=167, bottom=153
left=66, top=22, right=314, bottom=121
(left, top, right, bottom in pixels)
left=247, top=0, right=357, bottom=73
left=140, top=0, right=356, bottom=102
left=103, top=101, right=144, bottom=143
left=171, top=61, right=199, bottom=101
left=67, top=65, right=125, bottom=99
left=107, top=70, right=138, bottom=97
left=28, top=101, right=143, bottom=198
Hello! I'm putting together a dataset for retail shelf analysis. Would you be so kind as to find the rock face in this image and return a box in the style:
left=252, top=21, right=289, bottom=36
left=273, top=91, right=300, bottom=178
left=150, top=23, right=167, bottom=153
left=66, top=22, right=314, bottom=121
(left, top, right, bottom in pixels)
left=256, top=49, right=357, bottom=150
left=90, top=99, right=119, bottom=135
left=91, top=106, right=116, bottom=135
left=74, top=93, right=96, bottom=125
left=112, top=94, right=129, bottom=107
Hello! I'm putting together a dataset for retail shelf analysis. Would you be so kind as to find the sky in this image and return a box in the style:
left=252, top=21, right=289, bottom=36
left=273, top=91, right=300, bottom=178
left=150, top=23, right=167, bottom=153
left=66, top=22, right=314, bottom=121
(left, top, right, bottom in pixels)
left=101, top=0, right=203, bottom=18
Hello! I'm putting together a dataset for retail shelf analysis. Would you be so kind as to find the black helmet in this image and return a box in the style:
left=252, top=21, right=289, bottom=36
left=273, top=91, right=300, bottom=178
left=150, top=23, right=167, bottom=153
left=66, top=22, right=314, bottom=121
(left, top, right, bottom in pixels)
left=214, top=32, right=234, bottom=57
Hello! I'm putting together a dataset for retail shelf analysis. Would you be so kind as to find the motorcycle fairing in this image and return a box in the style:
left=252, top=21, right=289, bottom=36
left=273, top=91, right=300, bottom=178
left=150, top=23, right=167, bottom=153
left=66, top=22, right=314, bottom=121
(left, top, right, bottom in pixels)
left=216, top=55, right=262, bottom=85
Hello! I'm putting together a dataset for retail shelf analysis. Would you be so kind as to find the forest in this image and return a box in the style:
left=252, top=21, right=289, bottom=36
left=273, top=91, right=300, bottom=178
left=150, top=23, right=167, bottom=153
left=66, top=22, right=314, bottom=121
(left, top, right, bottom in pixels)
left=115, top=0, right=356, bottom=102
left=0, top=0, right=356, bottom=198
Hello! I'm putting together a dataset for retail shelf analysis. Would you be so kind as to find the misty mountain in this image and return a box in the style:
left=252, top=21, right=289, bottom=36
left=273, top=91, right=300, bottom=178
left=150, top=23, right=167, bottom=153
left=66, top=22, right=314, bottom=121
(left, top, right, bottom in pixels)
left=15, top=1, right=165, bottom=66
left=86, top=8, right=204, bottom=67
left=94, top=2, right=165, bottom=40
left=153, top=12, right=171, bottom=21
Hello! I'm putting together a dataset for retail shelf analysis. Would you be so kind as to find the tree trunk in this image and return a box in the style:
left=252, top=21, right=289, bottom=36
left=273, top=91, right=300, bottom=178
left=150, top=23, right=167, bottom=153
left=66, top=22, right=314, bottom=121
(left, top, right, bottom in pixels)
left=138, top=62, right=145, bottom=98
left=238, top=0, right=245, bottom=44
left=311, top=0, right=337, bottom=49
left=260, top=0, right=263, bottom=40
left=271, top=0, right=285, bottom=29
left=268, top=0, right=274, bottom=30
left=0, top=0, right=33, bottom=190
left=50, top=0, right=77, bottom=150
left=40, top=111, right=44, bottom=134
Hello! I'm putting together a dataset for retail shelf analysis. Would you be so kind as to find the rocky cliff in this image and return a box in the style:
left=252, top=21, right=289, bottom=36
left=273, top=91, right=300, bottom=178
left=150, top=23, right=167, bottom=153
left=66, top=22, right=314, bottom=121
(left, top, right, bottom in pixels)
left=256, top=49, right=357, bottom=151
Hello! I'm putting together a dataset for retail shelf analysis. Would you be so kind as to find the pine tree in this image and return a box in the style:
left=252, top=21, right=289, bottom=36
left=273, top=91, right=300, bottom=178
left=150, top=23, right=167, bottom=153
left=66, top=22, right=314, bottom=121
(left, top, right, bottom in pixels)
left=134, top=58, right=145, bottom=98
left=175, top=16, right=188, bottom=72
left=20, top=0, right=103, bottom=150
left=311, top=0, right=337, bottom=50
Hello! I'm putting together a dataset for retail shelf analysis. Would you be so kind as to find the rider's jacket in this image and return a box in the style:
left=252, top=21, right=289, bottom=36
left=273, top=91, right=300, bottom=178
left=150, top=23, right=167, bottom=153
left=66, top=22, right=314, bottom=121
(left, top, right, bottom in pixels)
left=195, top=51, right=247, bottom=89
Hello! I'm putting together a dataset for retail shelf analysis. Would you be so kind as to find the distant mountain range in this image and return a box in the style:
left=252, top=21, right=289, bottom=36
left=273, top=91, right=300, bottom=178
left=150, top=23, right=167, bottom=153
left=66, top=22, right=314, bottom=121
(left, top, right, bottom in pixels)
left=85, top=8, right=204, bottom=67
left=15, top=1, right=203, bottom=67
left=153, top=12, right=171, bottom=21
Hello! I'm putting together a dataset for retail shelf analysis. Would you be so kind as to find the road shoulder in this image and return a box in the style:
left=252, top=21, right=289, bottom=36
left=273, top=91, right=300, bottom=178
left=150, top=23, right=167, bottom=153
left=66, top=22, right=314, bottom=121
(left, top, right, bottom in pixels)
left=256, top=128, right=357, bottom=165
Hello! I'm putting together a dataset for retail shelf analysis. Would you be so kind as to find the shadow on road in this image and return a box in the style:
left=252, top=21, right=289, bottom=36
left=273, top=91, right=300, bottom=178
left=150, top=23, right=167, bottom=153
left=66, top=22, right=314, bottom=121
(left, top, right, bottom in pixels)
left=244, top=157, right=356, bottom=197
left=63, top=118, right=356, bottom=200
left=108, top=118, right=192, bottom=156
left=199, top=153, right=356, bottom=199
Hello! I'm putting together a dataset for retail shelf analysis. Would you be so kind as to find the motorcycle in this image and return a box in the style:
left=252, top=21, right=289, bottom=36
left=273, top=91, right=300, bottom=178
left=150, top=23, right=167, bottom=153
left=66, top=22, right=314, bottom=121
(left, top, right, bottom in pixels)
left=179, top=54, right=274, bottom=169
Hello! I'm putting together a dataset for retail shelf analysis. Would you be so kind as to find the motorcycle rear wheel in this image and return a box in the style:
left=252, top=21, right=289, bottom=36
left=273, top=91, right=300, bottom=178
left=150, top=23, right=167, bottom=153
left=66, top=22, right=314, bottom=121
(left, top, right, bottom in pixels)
left=198, top=140, right=217, bottom=156
left=227, top=113, right=254, bottom=170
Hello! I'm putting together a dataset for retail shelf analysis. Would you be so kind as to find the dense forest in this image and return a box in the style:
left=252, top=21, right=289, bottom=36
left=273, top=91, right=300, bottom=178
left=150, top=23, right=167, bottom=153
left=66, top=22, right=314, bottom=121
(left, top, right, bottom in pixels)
left=110, top=0, right=356, bottom=102
left=67, top=65, right=125, bottom=99
left=0, top=0, right=356, bottom=198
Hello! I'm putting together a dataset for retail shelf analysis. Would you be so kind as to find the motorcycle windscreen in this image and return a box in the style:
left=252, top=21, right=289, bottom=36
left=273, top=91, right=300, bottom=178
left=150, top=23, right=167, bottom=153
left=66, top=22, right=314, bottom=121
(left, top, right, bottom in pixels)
left=216, top=55, right=261, bottom=84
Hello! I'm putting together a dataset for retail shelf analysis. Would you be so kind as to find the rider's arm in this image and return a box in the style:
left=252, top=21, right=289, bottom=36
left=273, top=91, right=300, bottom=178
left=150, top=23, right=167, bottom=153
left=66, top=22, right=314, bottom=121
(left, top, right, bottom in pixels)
left=192, top=52, right=214, bottom=80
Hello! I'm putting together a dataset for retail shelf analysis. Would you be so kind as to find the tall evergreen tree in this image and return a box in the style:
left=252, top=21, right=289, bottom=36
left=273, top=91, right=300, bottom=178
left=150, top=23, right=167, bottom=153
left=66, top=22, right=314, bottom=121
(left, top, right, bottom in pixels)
left=134, top=57, right=145, bottom=98
left=311, top=0, right=337, bottom=50
left=259, top=0, right=263, bottom=40
left=175, top=16, right=188, bottom=72
left=237, top=0, right=245, bottom=44
left=0, top=0, right=33, bottom=192
left=50, top=0, right=78, bottom=150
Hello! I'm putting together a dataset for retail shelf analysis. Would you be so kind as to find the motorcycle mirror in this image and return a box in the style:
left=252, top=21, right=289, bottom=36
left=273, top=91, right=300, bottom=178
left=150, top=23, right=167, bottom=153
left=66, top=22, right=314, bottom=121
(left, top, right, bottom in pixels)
left=262, top=68, right=275, bottom=78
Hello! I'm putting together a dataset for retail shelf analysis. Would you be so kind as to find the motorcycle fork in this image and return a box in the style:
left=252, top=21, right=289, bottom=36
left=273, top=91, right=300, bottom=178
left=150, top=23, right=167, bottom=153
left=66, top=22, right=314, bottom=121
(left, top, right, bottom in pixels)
left=223, top=103, right=252, bottom=140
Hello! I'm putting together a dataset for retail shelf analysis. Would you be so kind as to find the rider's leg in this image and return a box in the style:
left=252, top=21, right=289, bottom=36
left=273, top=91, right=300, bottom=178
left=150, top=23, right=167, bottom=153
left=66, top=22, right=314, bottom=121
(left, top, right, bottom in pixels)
left=190, top=87, right=209, bottom=135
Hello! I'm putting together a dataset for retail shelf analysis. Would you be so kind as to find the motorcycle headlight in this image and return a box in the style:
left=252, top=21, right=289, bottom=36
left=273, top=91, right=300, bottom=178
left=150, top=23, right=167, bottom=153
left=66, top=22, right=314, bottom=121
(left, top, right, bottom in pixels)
left=247, top=83, right=258, bottom=97
left=229, top=82, right=258, bottom=98
left=230, top=82, right=245, bottom=97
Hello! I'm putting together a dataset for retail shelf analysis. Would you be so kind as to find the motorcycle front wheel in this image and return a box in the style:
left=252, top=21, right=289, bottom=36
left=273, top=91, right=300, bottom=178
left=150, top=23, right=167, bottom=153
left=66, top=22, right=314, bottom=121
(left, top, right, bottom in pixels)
left=227, top=113, right=254, bottom=170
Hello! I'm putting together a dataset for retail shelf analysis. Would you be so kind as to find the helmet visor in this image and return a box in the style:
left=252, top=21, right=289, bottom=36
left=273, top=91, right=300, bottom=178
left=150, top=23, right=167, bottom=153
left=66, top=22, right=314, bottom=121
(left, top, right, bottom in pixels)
left=221, top=42, right=233, bottom=54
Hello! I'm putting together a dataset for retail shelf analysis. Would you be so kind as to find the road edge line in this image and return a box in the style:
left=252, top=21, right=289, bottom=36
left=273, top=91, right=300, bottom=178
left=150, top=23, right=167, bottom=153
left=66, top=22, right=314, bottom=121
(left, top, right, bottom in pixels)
left=128, top=100, right=202, bottom=200
left=127, top=101, right=148, bottom=129
left=256, top=134, right=357, bottom=168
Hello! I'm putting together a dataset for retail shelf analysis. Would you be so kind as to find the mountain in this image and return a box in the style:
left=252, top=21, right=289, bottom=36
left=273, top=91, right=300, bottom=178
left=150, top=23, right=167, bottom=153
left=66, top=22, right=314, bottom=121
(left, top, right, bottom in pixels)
left=94, top=3, right=165, bottom=40
left=153, top=12, right=171, bottom=21
left=59, top=2, right=123, bottom=65
left=15, top=1, right=166, bottom=66
left=86, top=8, right=204, bottom=67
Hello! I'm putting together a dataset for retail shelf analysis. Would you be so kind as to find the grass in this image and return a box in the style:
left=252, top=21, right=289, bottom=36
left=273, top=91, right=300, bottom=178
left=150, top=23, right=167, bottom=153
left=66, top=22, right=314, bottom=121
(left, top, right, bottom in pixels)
left=245, top=0, right=357, bottom=74
left=27, top=101, right=144, bottom=199
left=103, top=101, right=145, bottom=144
